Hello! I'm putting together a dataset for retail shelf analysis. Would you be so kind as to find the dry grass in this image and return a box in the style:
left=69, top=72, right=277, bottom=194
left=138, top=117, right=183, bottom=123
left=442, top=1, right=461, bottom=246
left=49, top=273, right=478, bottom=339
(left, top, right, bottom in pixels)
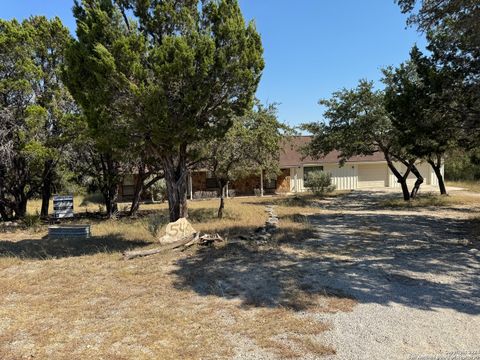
left=446, top=180, right=480, bottom=193
left=380, top=192, right=480, bottom=208
left=0, top=194, right=352, bottom=359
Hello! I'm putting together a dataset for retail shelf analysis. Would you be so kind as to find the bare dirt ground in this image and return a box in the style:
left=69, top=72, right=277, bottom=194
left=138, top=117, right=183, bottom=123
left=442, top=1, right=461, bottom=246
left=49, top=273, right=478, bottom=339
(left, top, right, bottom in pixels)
left=304, top=189, right=480, bottom=359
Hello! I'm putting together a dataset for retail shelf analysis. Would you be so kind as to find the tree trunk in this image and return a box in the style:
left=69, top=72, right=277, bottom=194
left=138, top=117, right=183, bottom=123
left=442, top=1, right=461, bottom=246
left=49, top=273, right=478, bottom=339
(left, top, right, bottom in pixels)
left=130, top=169, right=164, bottom=217
left=15, top=195, right=28, bottom=219
left=428, top=157, right=447, bottom=195
left=0, top=204, right=8, bottom=221
left=217, top=181, right=226, bottom=219
left=129, top=180, right=144, bottom=217
left=409, top=164, right=424, bottom=199
left=129, top=167, right=145, bottom=217
left=103, top=186, right=119, bottom=218
left=99, top=153, right=120, bottom=218
left=385, top=157, right=410, bottom=201
left=399, top=180, right=410, bottom=201
left=40, top=160, right=54, bottom=218
left=163, top=155, right=188, bottom=222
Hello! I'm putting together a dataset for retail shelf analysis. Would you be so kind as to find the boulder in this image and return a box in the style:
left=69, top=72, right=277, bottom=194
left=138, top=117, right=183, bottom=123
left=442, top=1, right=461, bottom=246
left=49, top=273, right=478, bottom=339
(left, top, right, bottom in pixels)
left=160, top=218, right=196, bottom=244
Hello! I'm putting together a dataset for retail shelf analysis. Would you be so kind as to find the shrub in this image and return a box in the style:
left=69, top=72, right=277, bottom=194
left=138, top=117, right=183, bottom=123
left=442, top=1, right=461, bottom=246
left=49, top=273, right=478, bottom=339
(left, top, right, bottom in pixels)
left=80, top=192, right=104, bottom=206
left=445, top=148, right=480, bottom=181
left=150, top=179, right=167, bottom=202
left=22, top=212, right=41, bottom=232
left=146, top=213, right=166, bottom=238
left=304, top=171, right=336, bottom=196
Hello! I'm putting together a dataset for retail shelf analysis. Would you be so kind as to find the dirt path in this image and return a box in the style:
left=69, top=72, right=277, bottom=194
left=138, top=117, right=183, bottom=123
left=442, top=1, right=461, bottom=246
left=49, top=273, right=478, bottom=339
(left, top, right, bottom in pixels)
left=306, top=190, right=480, bottom=359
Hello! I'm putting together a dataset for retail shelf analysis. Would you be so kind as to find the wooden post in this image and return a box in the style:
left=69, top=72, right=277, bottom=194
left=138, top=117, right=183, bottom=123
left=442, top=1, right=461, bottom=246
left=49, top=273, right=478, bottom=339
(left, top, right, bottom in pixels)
left=260, top=169, right=264, bottom=197
left=294, top=168, right=298, bottom=193
left=226, top=182, right=229, bottom=198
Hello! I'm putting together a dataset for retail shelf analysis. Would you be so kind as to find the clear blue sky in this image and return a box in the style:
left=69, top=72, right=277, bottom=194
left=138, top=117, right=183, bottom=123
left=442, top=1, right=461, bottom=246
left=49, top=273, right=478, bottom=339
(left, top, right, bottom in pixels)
left=3, top=0, right=425, bottom=127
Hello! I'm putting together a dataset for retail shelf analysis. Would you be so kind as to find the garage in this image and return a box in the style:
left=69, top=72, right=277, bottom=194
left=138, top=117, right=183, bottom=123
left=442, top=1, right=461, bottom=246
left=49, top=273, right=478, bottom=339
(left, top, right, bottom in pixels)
left=357, top=163, right=388, bottom=188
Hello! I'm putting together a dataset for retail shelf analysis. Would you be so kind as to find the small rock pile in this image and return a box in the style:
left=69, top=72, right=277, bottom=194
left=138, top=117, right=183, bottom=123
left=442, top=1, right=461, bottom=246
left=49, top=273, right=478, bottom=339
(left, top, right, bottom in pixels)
left=0, top=221, right=21, bottom=232
left=251, top=205, right=279, bottom=244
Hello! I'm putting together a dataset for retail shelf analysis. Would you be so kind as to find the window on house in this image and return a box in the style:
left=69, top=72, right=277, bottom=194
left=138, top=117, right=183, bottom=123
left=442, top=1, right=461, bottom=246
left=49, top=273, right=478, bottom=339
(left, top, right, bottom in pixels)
left=303, top=166, right=324, bottom=181
left=206, top=176, right=218, bottom=189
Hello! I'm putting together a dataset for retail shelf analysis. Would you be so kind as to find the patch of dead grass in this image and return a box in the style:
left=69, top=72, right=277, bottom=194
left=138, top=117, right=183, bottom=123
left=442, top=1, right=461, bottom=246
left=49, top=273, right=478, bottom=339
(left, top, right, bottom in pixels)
left=0, top=195, right=350, bottom=359
left=446, top=180, right=480, bottom=193
left=380, top=192, right=480, bottom=208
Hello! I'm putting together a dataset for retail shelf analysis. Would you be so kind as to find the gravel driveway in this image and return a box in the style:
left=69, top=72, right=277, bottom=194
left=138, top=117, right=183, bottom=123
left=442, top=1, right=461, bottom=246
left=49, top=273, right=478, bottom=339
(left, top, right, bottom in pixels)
left=308, top=190, right=480, bottom=359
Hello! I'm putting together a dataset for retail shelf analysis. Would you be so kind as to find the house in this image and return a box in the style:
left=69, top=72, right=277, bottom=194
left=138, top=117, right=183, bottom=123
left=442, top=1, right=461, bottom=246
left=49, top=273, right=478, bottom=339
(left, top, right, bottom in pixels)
left=118, top=136, right=443, bottom=201
left=277, top=136, right=443, bottom=193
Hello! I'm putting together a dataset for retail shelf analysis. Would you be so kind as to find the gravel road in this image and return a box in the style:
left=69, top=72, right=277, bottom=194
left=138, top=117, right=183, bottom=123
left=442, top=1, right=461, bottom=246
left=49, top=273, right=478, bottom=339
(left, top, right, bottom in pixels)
left=309, top=190, right=480, bottom=359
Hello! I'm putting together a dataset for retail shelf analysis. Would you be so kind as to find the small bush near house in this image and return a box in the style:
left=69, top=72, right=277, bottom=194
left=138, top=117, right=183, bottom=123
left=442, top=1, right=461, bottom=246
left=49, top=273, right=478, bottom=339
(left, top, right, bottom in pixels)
left=150, top=178, right=167, bottom=202
left=80, top=192, right=104, bottom=206
left=305, top=171, right=336, bottom=196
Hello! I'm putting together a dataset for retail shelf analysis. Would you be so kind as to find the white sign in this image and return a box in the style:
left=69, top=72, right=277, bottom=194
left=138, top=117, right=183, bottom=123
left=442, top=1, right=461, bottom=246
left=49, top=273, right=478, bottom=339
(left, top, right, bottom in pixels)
left=53, top=195, right=74, bottom=219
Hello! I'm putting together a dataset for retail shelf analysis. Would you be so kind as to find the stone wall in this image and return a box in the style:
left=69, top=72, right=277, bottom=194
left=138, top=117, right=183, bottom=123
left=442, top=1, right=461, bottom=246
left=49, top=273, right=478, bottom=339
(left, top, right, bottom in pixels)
left=231, top=174, right=262, bottom=195
left=276, top=169, right=290, bottom=193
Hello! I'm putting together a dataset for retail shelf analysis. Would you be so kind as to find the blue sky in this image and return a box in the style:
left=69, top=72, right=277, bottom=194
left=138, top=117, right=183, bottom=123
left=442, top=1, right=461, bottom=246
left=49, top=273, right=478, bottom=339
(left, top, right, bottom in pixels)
left=3, top=0, right=425, bottom=127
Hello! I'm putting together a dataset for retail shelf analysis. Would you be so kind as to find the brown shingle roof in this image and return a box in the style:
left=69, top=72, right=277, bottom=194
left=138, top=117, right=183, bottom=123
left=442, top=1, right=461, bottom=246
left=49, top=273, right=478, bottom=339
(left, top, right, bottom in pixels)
left=279, top=136, right=385, bottom=167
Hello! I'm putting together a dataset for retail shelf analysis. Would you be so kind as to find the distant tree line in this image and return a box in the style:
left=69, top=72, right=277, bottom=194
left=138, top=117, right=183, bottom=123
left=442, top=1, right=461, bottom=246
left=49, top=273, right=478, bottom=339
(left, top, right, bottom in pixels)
left=1, top=0, right=285, bottom=221
left=303, top=0, right=479, bottom=200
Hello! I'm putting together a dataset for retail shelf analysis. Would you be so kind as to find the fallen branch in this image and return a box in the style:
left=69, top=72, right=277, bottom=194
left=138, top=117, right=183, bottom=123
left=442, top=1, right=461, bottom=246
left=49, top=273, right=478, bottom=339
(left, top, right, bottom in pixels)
left=199, top=233, right=224, bottom=245
left=123, top=232, right=225, bottom=260
left=181, top=233, right=224, bottom=251
left=123, top=233, right=198, bottom=260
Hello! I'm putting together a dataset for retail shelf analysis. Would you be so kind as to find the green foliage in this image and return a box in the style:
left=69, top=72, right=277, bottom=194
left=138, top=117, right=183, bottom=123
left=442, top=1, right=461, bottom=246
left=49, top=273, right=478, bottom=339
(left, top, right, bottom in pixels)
left=22, top=212, right=42, bottom=231
left=304, top=171, right=336, bottom=196
left=149, top=179, right=167, bottom=202
left=396, top=0, right=480, bottom=152
left=145, top=213, right=166, bottom=238
left=0, top=16, right=74, bottom=219
left=205, top=103, right=292, bottom=186
left=445, top=148, right=480, bottom=181
left=302, top=80, right=394, bottom=166
left=302, top=80, right=420, bottom=200
left=383, top=46, right=459, bottom=160
left=65, top=0, right=265, bottom=221
left=80, top=192, right=105, bottom=206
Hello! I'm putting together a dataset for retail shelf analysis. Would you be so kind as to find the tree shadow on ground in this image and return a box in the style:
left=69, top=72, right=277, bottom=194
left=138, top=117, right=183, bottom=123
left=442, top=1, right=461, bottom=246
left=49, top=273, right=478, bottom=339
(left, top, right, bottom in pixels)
left=172, top=204, right=480, bottom=314
left=0, top=234, right=150, bottom=260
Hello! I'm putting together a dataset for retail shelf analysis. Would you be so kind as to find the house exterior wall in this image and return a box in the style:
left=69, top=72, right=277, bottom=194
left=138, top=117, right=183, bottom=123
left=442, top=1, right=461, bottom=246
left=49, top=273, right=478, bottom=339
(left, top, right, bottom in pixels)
left=191, top=171, right=208, bottom=193
left=119, top=160, right=443, bottom=201
left=231, top=174, right=261, bottom=195
left=325, top=163, right=358, bottom=190
left=276, top=169, right=290, bottom=193
left=289, top=161, right=440, bottom=192
left=189, top=171, right=279, bottom=196
left=388, top=162, right=439, bottom=188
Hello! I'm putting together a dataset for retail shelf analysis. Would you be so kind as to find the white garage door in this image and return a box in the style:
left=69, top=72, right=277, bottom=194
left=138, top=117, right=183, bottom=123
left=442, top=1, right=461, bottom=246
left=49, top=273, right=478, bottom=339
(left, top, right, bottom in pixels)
left=358, top=164, right=387, bottom=188
left=394, top=162, right=425, bottom=187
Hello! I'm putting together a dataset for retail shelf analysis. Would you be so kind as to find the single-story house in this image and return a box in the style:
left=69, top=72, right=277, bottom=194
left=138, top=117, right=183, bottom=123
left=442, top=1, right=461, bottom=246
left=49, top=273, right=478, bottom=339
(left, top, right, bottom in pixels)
left=276, top=136, right=443, bottom=193
left=118, top=136, right=443, bottom=201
